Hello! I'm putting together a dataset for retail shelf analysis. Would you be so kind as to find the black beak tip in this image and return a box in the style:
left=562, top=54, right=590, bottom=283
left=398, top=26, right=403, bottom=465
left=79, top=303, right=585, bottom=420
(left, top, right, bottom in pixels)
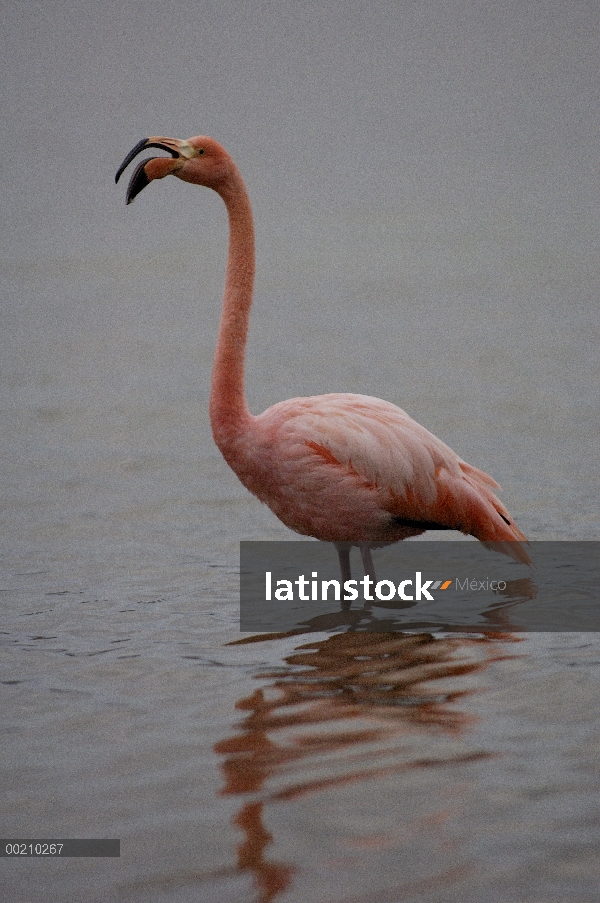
left=115, top=138, right=150, bottom=185
left=116, top=137, right=179, bottom=192
left=124, top=158, right=154, bottom=205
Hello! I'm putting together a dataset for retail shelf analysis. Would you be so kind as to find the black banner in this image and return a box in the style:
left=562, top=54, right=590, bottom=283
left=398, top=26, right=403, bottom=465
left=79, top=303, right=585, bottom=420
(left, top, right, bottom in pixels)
left=240, top=541, right=600, bottom=632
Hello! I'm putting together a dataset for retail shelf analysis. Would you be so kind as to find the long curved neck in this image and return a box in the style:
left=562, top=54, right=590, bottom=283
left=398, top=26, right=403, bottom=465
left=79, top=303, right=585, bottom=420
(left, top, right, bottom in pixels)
left=209, top=169, right=255, bottom=451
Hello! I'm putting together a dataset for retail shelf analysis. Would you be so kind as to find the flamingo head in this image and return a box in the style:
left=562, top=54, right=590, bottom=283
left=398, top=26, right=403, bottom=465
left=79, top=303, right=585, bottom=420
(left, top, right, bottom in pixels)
left=115, top=135, right=233, bottom=204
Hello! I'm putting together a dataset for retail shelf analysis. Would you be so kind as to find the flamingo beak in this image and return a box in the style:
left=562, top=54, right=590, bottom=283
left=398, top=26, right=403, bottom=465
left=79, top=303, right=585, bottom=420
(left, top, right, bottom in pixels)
left=115, top=137, right=190, bottom=204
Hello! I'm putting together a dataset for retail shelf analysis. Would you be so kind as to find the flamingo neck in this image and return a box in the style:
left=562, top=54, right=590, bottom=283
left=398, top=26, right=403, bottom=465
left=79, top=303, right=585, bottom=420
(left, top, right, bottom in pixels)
left=209, top=170, right=255, bottom=451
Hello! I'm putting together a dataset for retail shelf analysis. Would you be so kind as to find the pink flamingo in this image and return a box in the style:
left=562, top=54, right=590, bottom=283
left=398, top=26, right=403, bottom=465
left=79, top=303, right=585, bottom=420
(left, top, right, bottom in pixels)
left=116, top=135, right=529, bottom=578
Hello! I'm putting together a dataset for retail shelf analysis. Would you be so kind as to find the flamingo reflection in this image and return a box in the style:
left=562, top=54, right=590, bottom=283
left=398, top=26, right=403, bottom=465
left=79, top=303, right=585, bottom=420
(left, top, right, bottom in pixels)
left=217, top=630, right=520, bottom=901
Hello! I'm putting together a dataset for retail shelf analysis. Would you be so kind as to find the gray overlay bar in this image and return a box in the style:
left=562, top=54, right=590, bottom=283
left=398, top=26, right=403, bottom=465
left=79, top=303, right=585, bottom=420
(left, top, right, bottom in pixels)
left=1, top=840, right=120, bottom=857
left=240, top=541, right=600, bottom=632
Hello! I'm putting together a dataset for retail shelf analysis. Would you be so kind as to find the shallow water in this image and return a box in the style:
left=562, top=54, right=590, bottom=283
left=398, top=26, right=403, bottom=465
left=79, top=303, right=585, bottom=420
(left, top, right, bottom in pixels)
left=4, top=602, right=600, bottom=902
left=2, top=2, right=600, bottom=900
left=2, top=222, right=599, bottom=901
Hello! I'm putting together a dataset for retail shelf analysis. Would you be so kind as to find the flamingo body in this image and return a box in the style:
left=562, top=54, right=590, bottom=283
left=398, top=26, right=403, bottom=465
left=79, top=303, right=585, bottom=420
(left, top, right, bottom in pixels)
left=222, top=392, right=524, bottom=548
left=116, top=135, right=529, bottom=568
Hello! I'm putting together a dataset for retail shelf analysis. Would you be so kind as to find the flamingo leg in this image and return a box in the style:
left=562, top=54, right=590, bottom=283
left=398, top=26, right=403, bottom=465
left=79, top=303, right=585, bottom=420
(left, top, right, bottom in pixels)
left=335, top=543, right=352, bottom=582
left=335, top=544, right=354, bottom=611
left=359, top=545, right=376, bottom=582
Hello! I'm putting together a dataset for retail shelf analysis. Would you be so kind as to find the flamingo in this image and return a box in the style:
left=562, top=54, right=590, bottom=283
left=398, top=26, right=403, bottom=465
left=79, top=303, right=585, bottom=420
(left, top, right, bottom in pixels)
left=116, top=135, right=530, bottom=579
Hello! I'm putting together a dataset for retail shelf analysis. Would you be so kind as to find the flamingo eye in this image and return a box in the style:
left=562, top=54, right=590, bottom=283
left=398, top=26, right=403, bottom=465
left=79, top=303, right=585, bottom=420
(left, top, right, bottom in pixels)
left=198, top=149, right=205, bottom=155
